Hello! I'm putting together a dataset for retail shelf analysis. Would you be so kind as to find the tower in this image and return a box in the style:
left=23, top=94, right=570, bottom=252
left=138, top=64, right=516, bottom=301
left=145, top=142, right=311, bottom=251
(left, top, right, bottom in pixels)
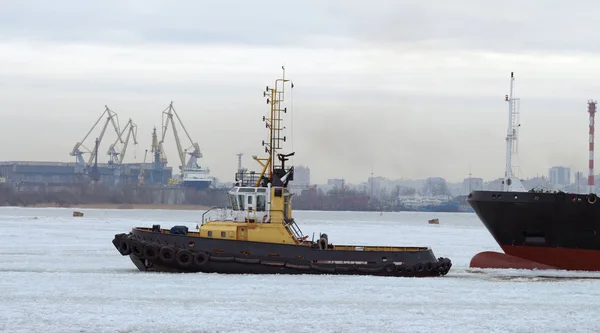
left=588, top=100, right=597, bottom=194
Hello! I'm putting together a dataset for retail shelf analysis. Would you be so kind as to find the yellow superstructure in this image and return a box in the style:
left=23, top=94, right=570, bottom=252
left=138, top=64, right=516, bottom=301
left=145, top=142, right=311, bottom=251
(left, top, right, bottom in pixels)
left=197, top=67, right=306, bottom=246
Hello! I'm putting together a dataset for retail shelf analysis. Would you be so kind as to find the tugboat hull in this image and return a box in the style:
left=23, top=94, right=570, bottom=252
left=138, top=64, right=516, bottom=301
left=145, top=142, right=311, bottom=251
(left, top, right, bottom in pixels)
left=113, top=229, right=452, bottom=277
left=468, top=190, right=600, bottom=271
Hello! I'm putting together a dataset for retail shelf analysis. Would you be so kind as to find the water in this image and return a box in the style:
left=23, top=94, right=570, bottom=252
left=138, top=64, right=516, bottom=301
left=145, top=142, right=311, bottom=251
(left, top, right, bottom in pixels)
left=1, top=207, right=599, bottom=332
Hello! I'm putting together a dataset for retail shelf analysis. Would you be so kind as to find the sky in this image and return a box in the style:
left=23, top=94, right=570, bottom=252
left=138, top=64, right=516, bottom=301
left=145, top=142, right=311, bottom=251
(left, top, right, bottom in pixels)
left=1, top=0, right=600, bottom=184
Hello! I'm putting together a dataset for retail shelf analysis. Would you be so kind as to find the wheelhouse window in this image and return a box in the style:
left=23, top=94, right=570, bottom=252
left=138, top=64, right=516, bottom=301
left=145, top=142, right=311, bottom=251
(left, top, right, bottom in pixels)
left=256, top=194, right=266, bottom=211
left=229, top=194, right=239, bottom=210
left=238, top=195, right=245, bottom=210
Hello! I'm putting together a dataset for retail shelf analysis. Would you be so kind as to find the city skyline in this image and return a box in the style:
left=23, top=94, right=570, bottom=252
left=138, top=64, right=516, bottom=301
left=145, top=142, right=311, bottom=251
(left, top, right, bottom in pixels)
left=2, top=1, right=600, bottom=184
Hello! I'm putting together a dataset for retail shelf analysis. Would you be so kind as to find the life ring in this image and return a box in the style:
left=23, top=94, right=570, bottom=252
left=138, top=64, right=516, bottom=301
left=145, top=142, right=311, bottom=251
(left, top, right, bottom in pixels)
left=262, top=215, right=270, bottom=223
left=158, top=246, right=175, bottom=263
left=588, top=193, right=597, bottom=204
left=193, top=251, right=209, bottom=266
left=175, top=249, right=194, bottom=267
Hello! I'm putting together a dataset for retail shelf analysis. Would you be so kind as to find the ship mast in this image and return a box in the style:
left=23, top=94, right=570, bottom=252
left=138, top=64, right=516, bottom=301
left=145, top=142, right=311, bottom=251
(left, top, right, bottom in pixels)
left=254, top=66, right=294, bottom=186
left=503, top=72, right=526, bottom=192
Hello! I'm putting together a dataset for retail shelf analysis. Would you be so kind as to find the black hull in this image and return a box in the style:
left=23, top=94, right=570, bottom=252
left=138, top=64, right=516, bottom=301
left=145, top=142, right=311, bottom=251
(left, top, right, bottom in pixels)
left=112, top=229, right=452, bottom=277
left=468, top=190, right=600, bottom=271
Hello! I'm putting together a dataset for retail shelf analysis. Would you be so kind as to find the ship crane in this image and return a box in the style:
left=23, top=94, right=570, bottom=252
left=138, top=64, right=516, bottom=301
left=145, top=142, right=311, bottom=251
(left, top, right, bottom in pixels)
left=107, top=118, right=138, bottom=166
left=160, top=101, right=206, bottom=176
left=70, top=105, right=122, bottom=173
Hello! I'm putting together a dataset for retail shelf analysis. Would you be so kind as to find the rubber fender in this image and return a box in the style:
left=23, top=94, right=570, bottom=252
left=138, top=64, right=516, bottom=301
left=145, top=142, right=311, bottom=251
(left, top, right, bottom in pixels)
left=234, top=257, right=260, bottom=264
left=285, top=263, right=311, bottom=270
left=111, top=237, right=119, bottom=250
left=588, top=193, right=597, bottom=204
left=310, top=264, right=335, bottom=273
left=261, top=260, right=286, bottom=267
left=414, top=263, right=425, bottom=272
left=158, top=246, right=175, bottom=263
left=425, top=262, right=435, bottom=272
left=194, top=252, right=209, bottom=266
left=130, top=240, right=144, bottom=257
left=209, top=256, right=234, bottom=262
left=334, top=266, right=350, bottom=272
left=118, top=238, right=132, bottom=256
left=143, top=244, right=159, bottom=260
left=357, top=266, right=383, bottom=273
left=175, top=249, right=194, bottom=267
left=383, top=264, right=396, bottom=274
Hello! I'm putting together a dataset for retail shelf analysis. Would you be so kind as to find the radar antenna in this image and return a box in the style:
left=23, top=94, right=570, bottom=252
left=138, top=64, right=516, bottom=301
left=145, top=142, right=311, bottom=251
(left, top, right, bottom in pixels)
left=254, top=66, right=294, bottom=187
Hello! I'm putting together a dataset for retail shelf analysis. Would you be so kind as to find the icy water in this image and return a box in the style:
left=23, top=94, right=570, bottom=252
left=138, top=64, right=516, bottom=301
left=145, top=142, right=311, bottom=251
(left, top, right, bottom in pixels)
left=1, top=207, right=600, bottom=333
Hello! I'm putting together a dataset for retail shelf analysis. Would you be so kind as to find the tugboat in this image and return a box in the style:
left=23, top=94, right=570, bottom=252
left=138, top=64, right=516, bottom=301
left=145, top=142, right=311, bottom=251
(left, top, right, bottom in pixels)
left=468, top=73, right=600, bottom=271
left=111, top=68, right=453, bottom=277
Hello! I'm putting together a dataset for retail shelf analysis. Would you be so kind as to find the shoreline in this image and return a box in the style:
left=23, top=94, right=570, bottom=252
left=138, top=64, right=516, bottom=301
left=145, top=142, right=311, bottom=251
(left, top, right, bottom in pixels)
left=28, top=203, right=212, bottom=211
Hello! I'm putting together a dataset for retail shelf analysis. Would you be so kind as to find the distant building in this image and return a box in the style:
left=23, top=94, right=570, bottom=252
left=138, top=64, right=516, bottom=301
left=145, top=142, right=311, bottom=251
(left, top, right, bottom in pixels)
left=292, top=165, right=311, bottom=186
left=549, top=166, right=571, bottom=188
left=423, top=177, right=448, bottom=196
left=327, top=178, right=345, bottom=188
left=462, top=177, right=483, bottom=195
left=574, top=171, right=584, bottom=184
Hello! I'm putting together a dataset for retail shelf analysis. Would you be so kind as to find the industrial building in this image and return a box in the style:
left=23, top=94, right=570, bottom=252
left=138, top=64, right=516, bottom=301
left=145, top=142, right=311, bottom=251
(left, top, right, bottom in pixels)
left=0, top=161, right=173, bottom=192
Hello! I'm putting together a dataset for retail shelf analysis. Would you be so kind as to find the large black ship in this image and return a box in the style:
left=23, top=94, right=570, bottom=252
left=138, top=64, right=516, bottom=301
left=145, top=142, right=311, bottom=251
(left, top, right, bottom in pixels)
left=111, top=68, right=452, bottom=277
left=468, top=190, right=600, bottom=271
left=468, top=73, right=600, bottom=271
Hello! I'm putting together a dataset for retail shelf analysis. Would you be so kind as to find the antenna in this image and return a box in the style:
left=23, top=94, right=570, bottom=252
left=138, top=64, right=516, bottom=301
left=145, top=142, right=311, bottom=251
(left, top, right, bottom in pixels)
left=588, top=100, right=597, bottom=194
left=503, top=72, right=526, bottom=192
left=254, top=66, right=294, bottom=186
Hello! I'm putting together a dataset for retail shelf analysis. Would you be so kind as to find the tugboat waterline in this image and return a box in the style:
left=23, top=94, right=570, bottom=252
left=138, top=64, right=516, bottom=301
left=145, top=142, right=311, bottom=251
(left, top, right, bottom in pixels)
left=112, top=68, right=453, bottom=277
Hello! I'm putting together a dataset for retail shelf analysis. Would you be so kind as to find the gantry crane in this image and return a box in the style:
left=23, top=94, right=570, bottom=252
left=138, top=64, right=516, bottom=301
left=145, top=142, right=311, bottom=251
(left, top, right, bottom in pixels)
left=70, top=105, right=122, bottom=173
left=159, top=102, right=203, bottom=175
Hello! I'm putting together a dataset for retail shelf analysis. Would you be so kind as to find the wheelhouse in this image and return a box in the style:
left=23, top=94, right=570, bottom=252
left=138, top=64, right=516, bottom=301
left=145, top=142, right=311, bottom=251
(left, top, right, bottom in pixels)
left=228, top=186, right=269, bottom=213
left=226, top=185, right=293, bottom=223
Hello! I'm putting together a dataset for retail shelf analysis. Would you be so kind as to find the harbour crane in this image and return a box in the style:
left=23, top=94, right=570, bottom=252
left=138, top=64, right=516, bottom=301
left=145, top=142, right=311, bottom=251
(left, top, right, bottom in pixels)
left=138, top=149, right=148, bottom=185
left=159, top=102, right=204, bottom=174
left=70, top=105, right=122, bottom=173
left=107, top=118, right=138, bottom=166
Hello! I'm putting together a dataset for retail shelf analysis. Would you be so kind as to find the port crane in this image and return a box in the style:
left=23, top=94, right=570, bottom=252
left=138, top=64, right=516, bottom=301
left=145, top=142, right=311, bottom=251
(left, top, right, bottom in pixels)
left=151, top=127, right=167, bottom=167
left=70, top=106, right=122, bottom=173
left=107, top=118, right=138, bottom=166
left=138, top=149, right=148, bottom=185
left=159, top=102, right=205, bottom=178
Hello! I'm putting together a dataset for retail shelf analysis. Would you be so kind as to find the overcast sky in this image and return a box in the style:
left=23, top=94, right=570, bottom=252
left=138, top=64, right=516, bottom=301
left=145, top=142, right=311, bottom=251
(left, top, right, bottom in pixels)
left=1, top=0, right=600, bottom=184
